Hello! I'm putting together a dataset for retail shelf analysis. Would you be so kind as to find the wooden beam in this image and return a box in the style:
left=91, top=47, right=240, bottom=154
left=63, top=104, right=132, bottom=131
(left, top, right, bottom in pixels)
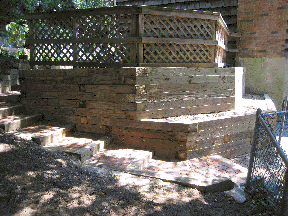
left=229, top=32, right=242, bottom=38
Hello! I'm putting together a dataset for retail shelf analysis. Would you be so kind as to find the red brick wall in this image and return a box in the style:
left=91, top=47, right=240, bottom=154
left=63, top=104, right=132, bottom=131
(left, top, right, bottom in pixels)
left=237, top=0, right=287, bottom=58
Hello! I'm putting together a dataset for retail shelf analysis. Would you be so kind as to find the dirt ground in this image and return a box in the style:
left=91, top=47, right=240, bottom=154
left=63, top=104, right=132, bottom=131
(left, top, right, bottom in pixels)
left=0, top=132, right=266, bottom=216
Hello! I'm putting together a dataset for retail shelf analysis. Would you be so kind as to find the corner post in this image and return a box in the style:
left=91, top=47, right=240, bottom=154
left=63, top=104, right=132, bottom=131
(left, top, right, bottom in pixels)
left=246, top=108, right=262, bottom=187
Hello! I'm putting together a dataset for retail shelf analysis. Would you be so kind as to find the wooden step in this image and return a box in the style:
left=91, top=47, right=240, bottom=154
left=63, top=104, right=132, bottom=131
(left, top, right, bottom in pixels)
left=8, top=123, right=75, bottom=146
left=31, top=124, right=75, bottom=146
left=43, top=136, right=107, bottom=162
left=0, top=103, right=24, bottom=119
left=0, top=91, right=21, bottom=103
left=0, top=114, right=43, bottom=132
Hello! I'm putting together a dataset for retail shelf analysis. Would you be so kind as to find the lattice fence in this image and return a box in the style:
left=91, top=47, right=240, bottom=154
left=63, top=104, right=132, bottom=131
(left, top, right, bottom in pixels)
left=143, top=15, right=214, bottom=39
left=143, top=43, right=212, bottom=63
left=26, top=6, right=229, bottom=68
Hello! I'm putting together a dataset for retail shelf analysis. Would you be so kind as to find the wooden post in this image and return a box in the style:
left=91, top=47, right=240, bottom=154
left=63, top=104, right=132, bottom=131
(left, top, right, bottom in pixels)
left=28, top=19, right=35, bottom=68
left=246, top=108, right=262, bottom=187
left=212, top=21, right=217, bottom=63
left=130, top=14, right=137, bottom=63
left=137, top=13, right=144, bottom=64
left=73, top=17, right=78, bottom=68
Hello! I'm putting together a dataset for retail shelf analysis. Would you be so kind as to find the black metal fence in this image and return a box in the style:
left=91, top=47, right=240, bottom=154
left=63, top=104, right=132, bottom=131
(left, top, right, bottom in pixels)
left=246, top=108, right=288, bottom=214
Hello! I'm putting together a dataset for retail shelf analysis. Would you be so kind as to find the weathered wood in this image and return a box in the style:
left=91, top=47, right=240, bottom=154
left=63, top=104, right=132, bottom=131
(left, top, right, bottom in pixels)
left=141, top=38, right=219, bottom=45
left=197, top=114, right=256, bottom=131
left=187, top=138, right=251, bottom=159
left=86, top=101, right=136, bottom=110
left=85, top=85, right=136, bottom=94
left=110, top=118, right=191, bottom=132
left=137, top=74, right=235, bottom=85
left=26, top=5, right=228, bottom=67
left=137, top=96, right=235, bottom=111
left=187, top=130, right=253, bottom=151
left=112, top=126, right=187, bottom=142
left=137, top=102, right=234, bottom=119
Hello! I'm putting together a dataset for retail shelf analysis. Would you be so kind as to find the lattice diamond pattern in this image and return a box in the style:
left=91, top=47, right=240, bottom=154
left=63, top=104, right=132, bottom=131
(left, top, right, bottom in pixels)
left=77, top=43, right=132, bottom=63
left=143, top=43, right=212, bottom=63
left=77, top=14, right=133, bottom=39
left=143, top=15, right=213, bottom=40
left=33, top=18, right=73, bottom=40
left=34, top=43, right=73, bottom=61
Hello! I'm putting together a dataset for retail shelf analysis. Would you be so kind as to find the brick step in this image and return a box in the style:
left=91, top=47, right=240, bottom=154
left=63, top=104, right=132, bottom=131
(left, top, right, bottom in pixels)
left=0, top=91, right=21, bottom=103
left=0, top=103, right=24, bottom=119
left=0, top=114, right=43, bottom=132
left=43, top=136, right=107, bottom=162
left=8, top=123, right=75, bottom=145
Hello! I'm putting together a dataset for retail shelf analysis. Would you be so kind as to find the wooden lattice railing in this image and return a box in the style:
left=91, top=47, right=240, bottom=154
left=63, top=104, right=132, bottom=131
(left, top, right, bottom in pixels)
left=25, top=6, right=229, bottom=68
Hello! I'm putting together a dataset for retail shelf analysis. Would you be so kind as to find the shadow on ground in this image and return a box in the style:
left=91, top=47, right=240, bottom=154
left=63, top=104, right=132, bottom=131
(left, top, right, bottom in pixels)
left=0, top=132, right=253, bottom=216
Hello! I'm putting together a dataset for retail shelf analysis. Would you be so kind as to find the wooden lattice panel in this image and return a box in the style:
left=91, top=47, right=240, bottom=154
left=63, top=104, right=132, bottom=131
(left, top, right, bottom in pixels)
left=143, top=15, right=213, bottom=40
left=33, top=43, right=73, bottom=61
left=32, top=18, right=73, bottom=40
left=143, top=43, right=212, bottom=63
left=77, top=14, right=133, bottom=38
left=77, top=43, right=134, bottom=63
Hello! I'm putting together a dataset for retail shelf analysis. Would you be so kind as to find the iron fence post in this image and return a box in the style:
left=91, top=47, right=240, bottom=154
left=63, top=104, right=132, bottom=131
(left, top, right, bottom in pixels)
left=246, top=108, right=262, bottom=187
left=282, top=169, right=288, bottom=214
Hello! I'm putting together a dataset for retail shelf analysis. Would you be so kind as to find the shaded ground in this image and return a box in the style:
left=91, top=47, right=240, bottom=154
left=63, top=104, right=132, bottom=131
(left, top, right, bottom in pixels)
left=0, top=132, right=257, bottom=216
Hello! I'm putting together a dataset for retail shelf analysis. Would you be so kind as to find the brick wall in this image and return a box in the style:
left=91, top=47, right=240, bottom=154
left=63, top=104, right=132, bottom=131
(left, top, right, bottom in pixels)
left=237, top=0, right=287, bottom=58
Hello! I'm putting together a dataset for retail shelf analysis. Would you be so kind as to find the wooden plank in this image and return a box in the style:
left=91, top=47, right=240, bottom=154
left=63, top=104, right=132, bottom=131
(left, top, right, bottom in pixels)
left=197, top=114, right=256, bottom=131
left=25, top=6, right=143, bottom=20
left=140, top=67, right=236, bottom=77
left=137, top=74, right=235, bottom=85
left=141, top=37, right=218, bottom=45
left=229, top=32, right=242, bottom=38
left=141, top=6, right=222, bottom=20
left=111, top=118, right=191, bottom=132
left=85, top=85, right=136, bottom=94
left=76, top=123, right=110, bottom=134
left=187, top=138, right=251, bottom=159
left=137, top=102, right=234, bottom=119
left=188, top=122, right=255, bottom=143
left=136, top=83, right=235, bottom=98
left=74, top=108, right=137, bottom=119
left=137, top=97, right=235, bottom=111
left=112, top=126, right=187, bottom=142
left=187, top=130, right=253, bottom=151
left=86, top=101, right=137, bottom=110
left=138, top=63, right=218, bottom=68
left=26, top=37, right=142, bottom=45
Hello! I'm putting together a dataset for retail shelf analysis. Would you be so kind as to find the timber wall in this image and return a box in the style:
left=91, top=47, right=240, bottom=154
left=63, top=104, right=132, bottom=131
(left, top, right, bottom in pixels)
left=187, top=114, right=255, bottom=159
left=20, top=67, right=247, bottom=159
left=136, top=67, right=238, bottom=119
